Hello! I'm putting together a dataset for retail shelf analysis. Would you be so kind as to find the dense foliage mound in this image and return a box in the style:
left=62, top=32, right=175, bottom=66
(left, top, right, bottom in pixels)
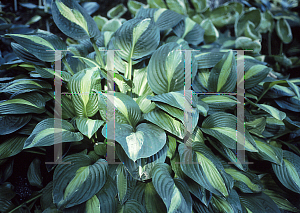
left=0, top=0, right=300, bottom=212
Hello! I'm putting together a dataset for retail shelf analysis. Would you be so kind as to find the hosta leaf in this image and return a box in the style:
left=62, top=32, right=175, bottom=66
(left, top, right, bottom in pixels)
left=147, top=42, right=184, bottom=95
left=210, top=195, right=234, bottom=213
left=276, top=18, right=293, bottom=44
left=107, top=4, right=127, bottom=19
left=235, top=9, right=261, bottom=37
left=152, top=163, right=192, bottom=212
left=147, top=0, right=167, bottom=8
left=263, top=189, right=300, bottom=212
left=250, top=137, right=283, bottom=165
left=85, top=195, right=100, bottom=213
left=103, top=122, right=166, bottom=161
left=207, top=51, right=236, bottom=93
left=52, top=0, right=101, bottom=40
left=95, top=178, right=118, bottom=213
left=166, top=0, right=187, bottom=15
left=135, top=93, right=156, bottom=114
left=116, top=143, right=167, bottom=181
left=145, top=182, right=167, bottom=213
left=0, top=92, right=45, bottom=114
left=69, top=67, right=100, bottom=117
left=226, top=189, right=243, bottom=213
left=136, top=8, right=183, bottom=31
left=0, top=79, right=51, bottom=94
left=275, top=96, right=300, bottom=112
left=194, top=52, right=225, bottom=69
left=27, top=158, right=43, bottom=188
left=117, top=199, right=146, bottom=213
left=193, top=199, right=215, bottom=213
left=209, top=5, right=238, bottom=28
left=148, top=90, right=200, bottom=131
left=224, top=168, right=262, bottom=193
left=245, top=117, right=266, bottom=137
left=0, top=135, right=26, bottom=160
left=100, top=92, right=142, bottom=128
left=239, top=193, right=281, bottom=213
left=41, top=181, right=55, bottom=210
left=132, top=67, right=152, bottom=97
left=244, top=21, right=261, bottom=40
left=98, top=93, right=129, bottom=125
left=201, top=112, right=258, bottom=152
left=207, top=138, right=246, bottom=171
left=251, top=101, right=286, bottom=120
left=116, top=164, right=137, bottom=204
left=200, top=19, right=219, bottom=44
left=128, top=1, right=145, bottom=16
left=23, top=118, right=83, bottom=149
left=11, top=42, right=45, bottom=66
left=53, top=153, right=108, bottom=209
left=93, top=15, right=108, bottom=31
left=173, top=17, right=205, bottom=46
left=112, top=18, right=160, bottom=62
left=75, top=117, right=104, bottom=139
left=145, top=108, right=185, bottom=139
left=243, top=63, right=271, bottom=89
left=35, top=66, right=70, bottom=81
left=272, top=150, right=300, bottom=194
left=259, top=10, right=274, bottom=33
left=199, top=95, right=237, bottom=114
left=191, top=0, right=208, bottom=13
left=178, top=143, right=233, bottom=197
left=0, top=114, right=31, bottom=135
left=235, top=37, right=261, bottom=54
left=8, top=32, right=67, bottom=62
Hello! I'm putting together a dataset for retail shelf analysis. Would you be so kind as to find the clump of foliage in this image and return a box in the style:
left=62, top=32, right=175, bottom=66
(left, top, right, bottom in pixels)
left=0, top=0, right=300, bottom=212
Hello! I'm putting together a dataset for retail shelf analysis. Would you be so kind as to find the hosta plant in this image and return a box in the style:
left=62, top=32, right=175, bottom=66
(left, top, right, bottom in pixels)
left=0, top=0, right=300, bottom=213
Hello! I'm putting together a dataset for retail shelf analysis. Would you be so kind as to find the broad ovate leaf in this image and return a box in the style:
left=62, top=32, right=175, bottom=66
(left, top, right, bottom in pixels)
left=201, top=112, right=258, bottom=152
left=152, top=163, right=192, bottom=212
left=172, top=17, right=205, bottom=46
left=75, top=117, right=104, bottom=139
left=0, top=92, right=45, bottom=115
left=272, top=150, right=300, bottom=194
left=178, top=143, right=233, bottom=197
left=112, top=18, right=160, bottom=62
left=116, top=143, right=167, bottom=181
left=166, top=0, right=187, bottom=15
left=103, top=122, right=166, bottom=161
left=52, top=0, right=101, bottom=40
left=235, top=9, right=261, bottom=37
left=69, top=67, right=100, bottom=117
left=147, top=42, right=184, bottom=95
left=235, top=37, right=261, bottom=54
left=276, top=18, right=293, bottom=44
left=207, top=51, right=236, bottom=93
left=8, top=32, right=67, bottom=62
left=147, top=0, right=167, bottom=8
left=145, top=182, right=167, bottom=213
left=107, top=4, right=127, bottom=19
left=23, top=118, right=83, bottom=149
left=136, top=7, right=183, bottom=31
left=144, top=108, right=185, bottom=139
left=200, top=19, right=219, bottom=44
left=53, top=153, right=108, bottom=209
left=191, top=0, right=209, bottom=13
left=0, top=135, right=27, bottom=160
left=224, top=168, right=262, bottom=193
left=27, top=158, right=43, bottom=188
left=0, top=114, right=31, bottom=135
left=100, top=92, right=142, bottom=128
